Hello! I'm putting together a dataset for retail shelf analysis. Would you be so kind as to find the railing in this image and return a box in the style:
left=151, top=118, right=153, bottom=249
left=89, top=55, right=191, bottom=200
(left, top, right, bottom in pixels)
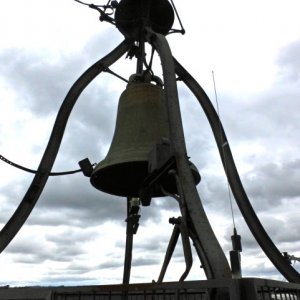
left=51, top=279, right=239, bottom=300
left=240, top=278, right=300, bottom=300
left=0, top=278, right=299, bottom=300
left=50, top=279, right=300, bottom=300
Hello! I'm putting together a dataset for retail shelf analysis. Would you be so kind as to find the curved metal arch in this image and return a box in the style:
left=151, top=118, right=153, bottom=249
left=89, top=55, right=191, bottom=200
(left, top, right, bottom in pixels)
left=146, top=28, right=231, bottom=280
left=0, top=39, right=133, bottom=254
left=173, top=58, right=300, bottom=283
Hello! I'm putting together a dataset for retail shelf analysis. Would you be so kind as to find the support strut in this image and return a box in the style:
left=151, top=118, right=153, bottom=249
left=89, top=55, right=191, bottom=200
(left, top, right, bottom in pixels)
left=157, top=217, right=193, bottom=283
left=0, top=39, right=133, bottom=254
left=173, top=58, right=300, bottom=283
left=146, top=28, right=231, bottom=280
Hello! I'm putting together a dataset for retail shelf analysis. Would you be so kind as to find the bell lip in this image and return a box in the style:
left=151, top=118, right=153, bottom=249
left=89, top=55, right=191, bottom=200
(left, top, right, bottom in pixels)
left=90, top=161, right=201, bottom=198
left=90, top=161, right=148, bottom=197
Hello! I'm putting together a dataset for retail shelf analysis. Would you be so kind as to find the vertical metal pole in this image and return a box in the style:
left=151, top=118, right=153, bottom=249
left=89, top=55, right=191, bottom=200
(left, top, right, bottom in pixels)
left=123, top=198, right=133, bottom=285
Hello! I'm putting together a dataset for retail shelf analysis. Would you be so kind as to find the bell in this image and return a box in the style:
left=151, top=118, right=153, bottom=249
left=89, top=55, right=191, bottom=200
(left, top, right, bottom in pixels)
left=90, top=81, right=200, bottom=197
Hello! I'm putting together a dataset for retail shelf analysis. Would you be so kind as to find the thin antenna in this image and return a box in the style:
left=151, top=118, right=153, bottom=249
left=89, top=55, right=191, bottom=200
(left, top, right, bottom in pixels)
left=212, top=70, right=236, bottom=230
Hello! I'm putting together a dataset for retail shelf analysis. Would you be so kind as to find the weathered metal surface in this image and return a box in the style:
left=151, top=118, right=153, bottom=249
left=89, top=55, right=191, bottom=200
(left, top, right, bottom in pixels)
left=90, top=82, right=170, bottom=197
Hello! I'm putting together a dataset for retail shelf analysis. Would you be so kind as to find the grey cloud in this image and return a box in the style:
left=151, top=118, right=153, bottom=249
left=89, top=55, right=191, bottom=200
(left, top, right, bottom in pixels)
left=0, top=179, right=34, bottom=223
left=257, top=213, right=300, bottom=248
left=40, top=274, right=98, bottom=287
left=201, top=42, right=300, bottom=150
left=67, top=262, right=100, bottom=275
left=0, top=30, right=123, bottom=117
left=214, top=90, right=299, bottom=148
left=14, top=255, right=44, bottom=264
left=6, top=243, right=51, bottom=265
left=196, top=159, right=300, bottom=231
left=178, top=82, right=218, bottom=169
left=94, top=256, right=161, bottom=277
left=223, top=209, right=300, bottom=263
left=98, top=260, right=123, bottom=270
left=243, top=262, right=280, bottom=278
left=127, top=233, right=170, bottom=253
left=44, top=178, right=172, bottom=225
left=150, top=196, right=180, bottom=213
left=7, top=240, right=42, bottom=255
left=1, top=171, right=167, bottom=231
left=0, top=49, right=78, bottom=115
left=6, top=231, right=85, bottom=264
left=242, top=159, right=300, bottom=210
left=30, top=175, right=128, bottom=227
left=45, top=228, right=98, bottom=245
left=0, top=53, right=123, bottom=165
left=277, top=39, right=300, bottom=82
left=132, top=256, right=160, bottom=267
left=82, top=30, right=123, bottom=61
left=198, top=175, right=230, bottom=210
left=174, top=65, right=299, bottom=216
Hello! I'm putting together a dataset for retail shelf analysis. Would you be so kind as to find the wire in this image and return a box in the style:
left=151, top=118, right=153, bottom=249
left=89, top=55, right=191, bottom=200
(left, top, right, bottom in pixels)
left=74, top=0, right=91, bottom=6
left=212, top=70, right=236, bottom=230
left=0, top=154, right=82, bottom=176
left=73, top=0, right=108, bottom=8
left=104, top=67, right=129, bottom=83
left=73, top=0, right=115, bottom=24
left=169, top=0, right=185, bottom=35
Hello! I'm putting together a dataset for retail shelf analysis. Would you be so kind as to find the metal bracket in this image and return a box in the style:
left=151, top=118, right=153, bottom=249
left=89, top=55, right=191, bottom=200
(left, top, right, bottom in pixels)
left=157, top=216, right=193, bottom=282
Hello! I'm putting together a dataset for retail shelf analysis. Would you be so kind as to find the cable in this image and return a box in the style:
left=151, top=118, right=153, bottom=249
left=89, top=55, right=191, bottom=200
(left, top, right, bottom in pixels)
left=211, top=71, right=236, bottom=230
left=0, top=39, right=133, bottom=255
left=74, top=0, right=91, bottom=6
left=104, top=67, right=129, bottom=83
left=0, top=154, right=82, bottom=176
left=73, top=0, right=115, bottom=24
left=169, top=0, right=185, bottom=35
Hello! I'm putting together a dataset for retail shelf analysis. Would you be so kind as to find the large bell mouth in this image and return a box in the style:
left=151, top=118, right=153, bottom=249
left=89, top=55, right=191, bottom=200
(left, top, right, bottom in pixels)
left=90, top=80, right=200, bottom=197
left=91, top=160, right=200, bottom=197
left=91, top=161, right=148, bottom=197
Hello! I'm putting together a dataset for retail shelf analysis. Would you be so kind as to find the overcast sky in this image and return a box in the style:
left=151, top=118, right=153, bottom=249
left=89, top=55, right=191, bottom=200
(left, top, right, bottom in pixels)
left=0, top=0, right=300, bottom=287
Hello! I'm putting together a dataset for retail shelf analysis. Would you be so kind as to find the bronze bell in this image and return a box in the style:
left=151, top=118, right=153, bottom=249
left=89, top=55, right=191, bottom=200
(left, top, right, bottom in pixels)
left=90, top=80, right=200, bottom=197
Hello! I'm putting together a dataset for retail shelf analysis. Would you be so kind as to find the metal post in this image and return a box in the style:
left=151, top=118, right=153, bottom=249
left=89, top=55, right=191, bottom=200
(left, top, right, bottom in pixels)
left=123, top=198, right=133, bottom=285
left=146, top=28, right=231, bottom=283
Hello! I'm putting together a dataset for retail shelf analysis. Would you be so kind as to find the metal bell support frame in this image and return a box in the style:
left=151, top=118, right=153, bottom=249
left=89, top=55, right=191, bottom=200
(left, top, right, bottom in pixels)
left=0, top=0, right=299, bottom=286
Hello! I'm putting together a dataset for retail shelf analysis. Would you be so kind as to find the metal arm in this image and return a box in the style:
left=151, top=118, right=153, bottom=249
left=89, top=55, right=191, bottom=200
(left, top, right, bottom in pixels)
left=146, top=27, right=231, bottom=280
left=0, top=39, right=133, bottom=254
left=173, top=57, right=300, bottom=283
left=157, top=217, right=193, bottom=283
